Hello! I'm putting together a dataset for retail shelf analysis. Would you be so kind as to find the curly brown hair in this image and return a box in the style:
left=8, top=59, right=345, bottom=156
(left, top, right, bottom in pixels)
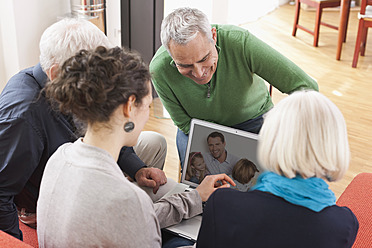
left=44, top=46, right=150, bottom=124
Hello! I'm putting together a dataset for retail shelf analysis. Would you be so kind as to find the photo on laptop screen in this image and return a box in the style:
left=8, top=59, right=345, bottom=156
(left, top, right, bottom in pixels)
left=181, top=119, right=263, bottom=192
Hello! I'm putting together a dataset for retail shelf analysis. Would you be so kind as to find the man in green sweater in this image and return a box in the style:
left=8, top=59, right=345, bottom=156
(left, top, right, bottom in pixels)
left=150, top=7, right=318, bottom=168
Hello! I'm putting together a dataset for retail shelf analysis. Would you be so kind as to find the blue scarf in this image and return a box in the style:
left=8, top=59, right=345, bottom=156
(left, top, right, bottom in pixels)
left=251, top=171, right=336, bottom=212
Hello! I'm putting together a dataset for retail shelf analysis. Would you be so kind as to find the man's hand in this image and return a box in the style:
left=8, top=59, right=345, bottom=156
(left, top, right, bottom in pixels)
left=135, top=167, right=167, bottom=194
left=195, top=174, right=235, bottom=202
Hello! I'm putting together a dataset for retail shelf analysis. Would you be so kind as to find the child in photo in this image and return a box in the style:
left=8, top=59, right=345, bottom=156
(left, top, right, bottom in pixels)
left=229, top=158, right=259, bottom=192
left=186, top=152, right=210, bottom=184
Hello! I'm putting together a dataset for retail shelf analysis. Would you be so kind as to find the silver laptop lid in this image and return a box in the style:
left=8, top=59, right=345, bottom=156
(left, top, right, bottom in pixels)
left=181, top=118, right=262, bottom=190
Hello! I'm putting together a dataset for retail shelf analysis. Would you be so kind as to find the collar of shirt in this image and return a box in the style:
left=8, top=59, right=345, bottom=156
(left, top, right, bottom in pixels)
left=210, top=150, right=234, bottom=164
left=33, top=63, right=49, bottom=89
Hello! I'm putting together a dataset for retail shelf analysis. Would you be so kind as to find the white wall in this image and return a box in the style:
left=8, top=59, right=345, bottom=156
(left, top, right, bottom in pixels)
left=0, top=1, right=19, bottom=91
left=0, top=0, right=70, bottom=92
left=164, top=0, right=289, bottom=25
left=106, top=0, right=121, bottom=47
left=164, top=0, right=214, bottom=20
left=0, top=18, right=7, bottom=91
left=0, top=0, right=290, bottom=92
left=226, top=0, right=281, bottom=24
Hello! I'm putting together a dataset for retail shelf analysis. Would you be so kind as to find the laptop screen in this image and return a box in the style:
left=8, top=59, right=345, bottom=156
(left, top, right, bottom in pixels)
left=181, top=119, right=263, bottom=191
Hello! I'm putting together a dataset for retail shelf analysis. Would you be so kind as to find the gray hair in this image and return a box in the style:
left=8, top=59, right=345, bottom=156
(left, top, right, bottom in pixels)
left=39, top=18, right=112, bottom=72
left=258, top=90, right=349, bottom=182
left=161, top=7, right=213, bottom=54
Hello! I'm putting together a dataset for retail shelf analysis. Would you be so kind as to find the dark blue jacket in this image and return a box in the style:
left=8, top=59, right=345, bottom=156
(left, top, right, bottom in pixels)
left=197, top=189, right=359, bottom=248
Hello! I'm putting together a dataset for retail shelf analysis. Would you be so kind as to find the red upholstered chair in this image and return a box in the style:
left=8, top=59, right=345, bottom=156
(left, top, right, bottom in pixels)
left=0, top=220, right=38, bottom=247
left=0, top=230, right=33, bottom=248
left=352, top=0, right=372, bottom=68
left=336, top=173, right=372, bottom=248
left=292, top=0, right=343, bottom=47
left=19, top=221, right=38, bottom=247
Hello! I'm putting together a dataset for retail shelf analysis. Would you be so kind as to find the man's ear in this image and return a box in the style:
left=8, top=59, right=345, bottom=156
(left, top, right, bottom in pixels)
left=123, top=95, right=136, bottom=118
left=47, top=64, right=59, bottom=81
left=211, top=27, right=217, bottom=44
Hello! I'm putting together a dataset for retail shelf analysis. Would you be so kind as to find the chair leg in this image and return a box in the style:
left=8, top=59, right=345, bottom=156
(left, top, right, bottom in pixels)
left=360, top=27, right=368, bottom=56
left=314, top=4, right=322, bottom=47
left=343, top=0, right=352, bottom=42
left=292, top=0, right=301, bottom=37
left=352, top=20, right=364, bottom=68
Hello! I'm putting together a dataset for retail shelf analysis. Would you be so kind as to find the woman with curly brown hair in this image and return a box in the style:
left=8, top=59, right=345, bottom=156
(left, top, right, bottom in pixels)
left=37, top=46, right=234, bottom=247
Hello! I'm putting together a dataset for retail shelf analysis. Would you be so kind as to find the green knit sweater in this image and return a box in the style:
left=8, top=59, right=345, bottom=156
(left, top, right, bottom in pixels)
left=150, top=24, right=318, bottom=134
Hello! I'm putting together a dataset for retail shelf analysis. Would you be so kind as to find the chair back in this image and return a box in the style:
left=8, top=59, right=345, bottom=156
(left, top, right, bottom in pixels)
left=359, top=0, right=372, bottom=16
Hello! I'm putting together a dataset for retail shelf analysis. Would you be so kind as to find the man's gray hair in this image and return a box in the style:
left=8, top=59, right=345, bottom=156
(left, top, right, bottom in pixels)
left=39, top=18, right=112, bottom=72
left=160, top=7, right=213, bottom=54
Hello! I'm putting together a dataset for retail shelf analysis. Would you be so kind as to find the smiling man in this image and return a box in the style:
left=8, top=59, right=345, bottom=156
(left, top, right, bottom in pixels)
left=167, top=27, right=218, bottom=85
left=150, top=7, right=319, bottom=168
left=203, top=132, right=239, bottom=175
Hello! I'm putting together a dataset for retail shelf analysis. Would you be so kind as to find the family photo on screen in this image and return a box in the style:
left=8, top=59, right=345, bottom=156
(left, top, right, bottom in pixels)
left=185, top=131, right=260, bottom=191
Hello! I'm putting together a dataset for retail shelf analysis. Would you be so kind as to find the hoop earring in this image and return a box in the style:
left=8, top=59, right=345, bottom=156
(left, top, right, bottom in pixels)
left=124, top=121, right=135, bottom=133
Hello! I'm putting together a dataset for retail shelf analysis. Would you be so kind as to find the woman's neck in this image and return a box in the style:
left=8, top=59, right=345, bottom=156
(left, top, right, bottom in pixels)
left=83, top=125, right=123, bottom=161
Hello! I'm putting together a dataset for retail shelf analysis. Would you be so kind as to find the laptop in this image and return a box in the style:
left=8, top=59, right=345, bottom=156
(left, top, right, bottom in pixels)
left=164, top=118, right=263, bottom=242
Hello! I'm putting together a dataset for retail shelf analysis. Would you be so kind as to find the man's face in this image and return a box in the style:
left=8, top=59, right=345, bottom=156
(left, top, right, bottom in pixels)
left=168, top=28, right=218, bottom=85
left=207, top=137, right=225, bottom=159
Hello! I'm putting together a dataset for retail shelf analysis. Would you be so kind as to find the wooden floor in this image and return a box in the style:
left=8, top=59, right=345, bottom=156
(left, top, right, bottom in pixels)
left=144, top=4, right=372, bottom=199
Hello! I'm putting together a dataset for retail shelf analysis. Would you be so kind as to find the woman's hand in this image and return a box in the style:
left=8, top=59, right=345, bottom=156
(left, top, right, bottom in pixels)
left=195, top=174, right=236, bottom=202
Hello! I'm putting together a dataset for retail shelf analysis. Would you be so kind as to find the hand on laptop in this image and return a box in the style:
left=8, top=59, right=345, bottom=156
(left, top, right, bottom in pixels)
left=135, top=167, right=167, bottom=194
left=195, top=174, right=236, bottom=202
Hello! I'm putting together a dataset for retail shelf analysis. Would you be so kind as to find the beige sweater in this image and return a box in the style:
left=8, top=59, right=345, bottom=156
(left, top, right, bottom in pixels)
left=37, top=138, right=202, bottom=248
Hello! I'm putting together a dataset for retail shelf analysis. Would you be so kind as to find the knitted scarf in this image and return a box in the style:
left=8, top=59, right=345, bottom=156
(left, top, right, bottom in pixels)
left=251, top=171, right=336, bottom=212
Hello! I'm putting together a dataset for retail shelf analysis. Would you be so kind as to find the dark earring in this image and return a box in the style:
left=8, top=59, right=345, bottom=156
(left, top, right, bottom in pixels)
left=124, top=121, right=135, bottom=133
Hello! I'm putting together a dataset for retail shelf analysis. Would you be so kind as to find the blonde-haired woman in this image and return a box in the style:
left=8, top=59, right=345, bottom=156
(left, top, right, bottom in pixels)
left=197, top=91, right=358, bottom=248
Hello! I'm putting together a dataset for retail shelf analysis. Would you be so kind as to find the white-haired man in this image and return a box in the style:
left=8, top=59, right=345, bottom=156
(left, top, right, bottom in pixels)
left=0, top=18, right=167, bottom=240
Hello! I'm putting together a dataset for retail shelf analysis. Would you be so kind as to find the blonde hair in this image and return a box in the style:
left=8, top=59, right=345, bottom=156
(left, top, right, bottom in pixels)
left=186, top=152, right=208, bottom=183
left=258, top=90, right=349, bottom=182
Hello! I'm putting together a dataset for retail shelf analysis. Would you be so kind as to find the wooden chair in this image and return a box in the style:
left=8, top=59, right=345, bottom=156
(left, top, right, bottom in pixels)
left=352, top=0, right=372, bottom=68
left=292, top=0, right=344, bottom=47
